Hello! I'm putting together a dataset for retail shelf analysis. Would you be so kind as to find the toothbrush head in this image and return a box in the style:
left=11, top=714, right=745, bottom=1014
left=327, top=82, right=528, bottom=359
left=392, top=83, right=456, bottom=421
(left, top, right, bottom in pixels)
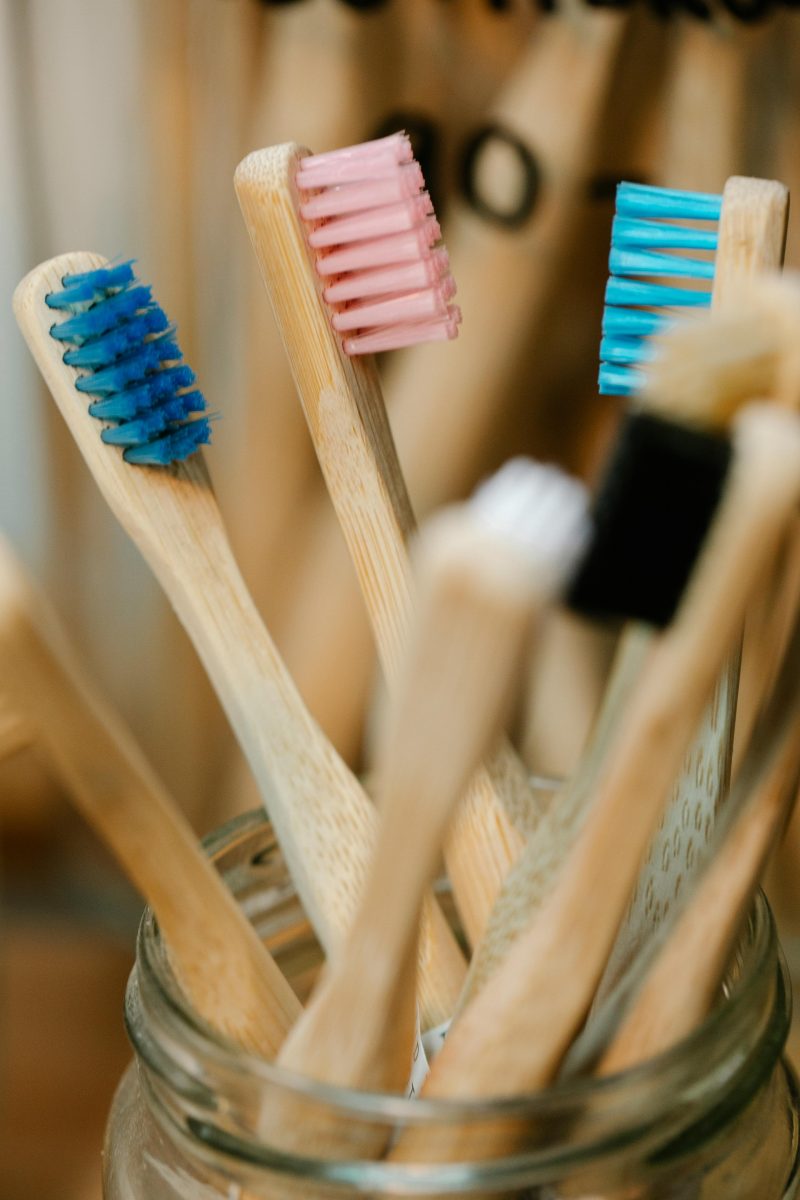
left=599, top=182, right=722, bottom=398
left=46, top=261, right=212, bottom=466
left=295, top=132, right=461, bottom=356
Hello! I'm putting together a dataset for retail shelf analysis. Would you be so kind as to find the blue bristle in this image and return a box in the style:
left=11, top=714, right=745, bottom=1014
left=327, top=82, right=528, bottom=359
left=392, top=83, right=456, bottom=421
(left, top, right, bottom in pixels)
left=602, top=307, right=671, bottom=339
left=46, top=263, right=210, bottom=466
left=599, top=183, right=724, bottom=397
left=605, top=278, right=713, bottom=309
left=50, top=286, right=153, bottom=341
left=101, top=393, right=205, bottom=445
left=122, top=419, right=212, bottom=467
left=45, top=263, right=136, bottom=310
left=611, top=217, right=718, bottom=252
left=62, top=309, right=171, bottom=367
left=609, top=247, right=715, bottom=281
left=61, top=262, right=137, bottom=291
left=599, top=336, right=656, bottom=366
left=598, top=363, right=646, bottom=397
left=615, top=183, right=723, bottom=222
left=87, top=368, right=197, bottom=420
left=74, top=339, right=181, bottom=396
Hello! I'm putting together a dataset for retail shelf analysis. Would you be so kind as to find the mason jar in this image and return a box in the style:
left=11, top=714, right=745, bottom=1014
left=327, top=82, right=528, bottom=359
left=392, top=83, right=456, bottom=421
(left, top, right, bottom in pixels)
left=103, top=809, right=800, bottom=1198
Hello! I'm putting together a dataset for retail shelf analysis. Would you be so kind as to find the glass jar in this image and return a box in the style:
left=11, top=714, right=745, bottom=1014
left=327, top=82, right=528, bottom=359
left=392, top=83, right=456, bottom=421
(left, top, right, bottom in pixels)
left=103, top=810, right=800, bottom=1199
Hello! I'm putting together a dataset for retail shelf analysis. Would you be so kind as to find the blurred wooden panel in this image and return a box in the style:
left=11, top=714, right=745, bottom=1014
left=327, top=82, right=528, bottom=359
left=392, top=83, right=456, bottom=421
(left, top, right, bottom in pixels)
left=0, top=922, right=133, bottom=1200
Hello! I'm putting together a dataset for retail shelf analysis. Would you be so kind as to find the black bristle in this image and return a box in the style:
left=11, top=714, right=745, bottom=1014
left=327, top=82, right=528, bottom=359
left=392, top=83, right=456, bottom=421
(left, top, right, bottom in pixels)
left=566, top=411, right=732, bottom=628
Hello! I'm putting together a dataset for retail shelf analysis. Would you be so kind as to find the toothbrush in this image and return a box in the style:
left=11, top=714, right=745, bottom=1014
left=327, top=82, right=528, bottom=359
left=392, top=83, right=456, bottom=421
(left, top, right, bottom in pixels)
left=13, top=252, right=465, bottom=1030
left=597, top=603, right=800, bottom=1078
left=599, top=177, right=787, bottom=397
left=235, top=136, right=534, bottom=957
left=592, top=174, right=788, bottom=1001
left=726, top=274, right=800, bottom=768
left=0, top=531, right=300, bottom=1057
left=268, top=8, right=628, bottom=799
left=389, top=400, right=800, bottom=1164
left=224, top=0, right=405, bottom=768
left=466, top=175, right=789, bottom=1004
left=277, top=460, right=590, bottom=1102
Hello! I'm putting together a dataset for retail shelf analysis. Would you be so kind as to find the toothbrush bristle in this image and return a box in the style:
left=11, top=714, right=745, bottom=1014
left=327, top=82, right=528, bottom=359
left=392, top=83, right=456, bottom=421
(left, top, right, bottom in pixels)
left=599, top=182, right=722, bottom=397
left=46, top=262, right=211, bottom=466
left=296, top=131, right=461, bottom=356
left=470, top=458, right=592, bottom=596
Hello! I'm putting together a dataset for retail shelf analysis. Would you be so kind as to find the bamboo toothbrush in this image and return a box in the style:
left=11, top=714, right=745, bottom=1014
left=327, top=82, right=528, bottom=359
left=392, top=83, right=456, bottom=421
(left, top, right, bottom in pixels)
left=594, top=174, right=788, bottom=1000
left=253, top=459, right=588, bottom=1166
left=466, top=175, right=788, bottom=1005
left=277, top=459, right=590, bottom=1098
left=597, top=606, right=800, bottom=1078
left=266, top=8, right=628, bottom=794
left=235, top=136, right=533, bottom=956
left=389, top=400, right=800, bottom=1163
left=13, top=252, right=464, bottom=1028
left=562, top=285, right=800, bottom=1077
left=224, top=0, right=404, bottom=770
left=0, top=530, right=299, bottom=1056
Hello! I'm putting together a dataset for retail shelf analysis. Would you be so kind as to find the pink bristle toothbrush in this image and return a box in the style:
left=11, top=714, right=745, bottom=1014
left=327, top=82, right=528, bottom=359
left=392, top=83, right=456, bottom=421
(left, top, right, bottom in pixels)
left=236, top=133, right=537, bottom=960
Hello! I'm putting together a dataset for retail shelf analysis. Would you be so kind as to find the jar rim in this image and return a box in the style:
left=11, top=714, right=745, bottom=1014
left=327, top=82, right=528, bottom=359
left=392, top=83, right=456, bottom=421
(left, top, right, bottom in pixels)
left=126, top=808, right=790, bottom=1185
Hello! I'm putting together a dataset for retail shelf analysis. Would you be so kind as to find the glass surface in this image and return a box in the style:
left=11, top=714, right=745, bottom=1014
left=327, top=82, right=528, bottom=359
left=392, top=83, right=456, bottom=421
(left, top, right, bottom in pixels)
left=104, top=810, right=800, bottom=1199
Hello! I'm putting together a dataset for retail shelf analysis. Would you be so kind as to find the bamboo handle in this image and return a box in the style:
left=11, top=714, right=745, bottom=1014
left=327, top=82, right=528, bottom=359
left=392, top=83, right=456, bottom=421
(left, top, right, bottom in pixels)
left=13, top=252, right=461, bottom=1028
left=235, top=144, right=525, bottom=949
left=0, top=533, right=299, bottom=1058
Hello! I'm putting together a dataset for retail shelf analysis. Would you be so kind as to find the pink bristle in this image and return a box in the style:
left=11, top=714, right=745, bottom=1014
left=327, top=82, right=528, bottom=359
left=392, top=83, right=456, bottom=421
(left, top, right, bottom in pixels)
left=322, top=250, right=449, bottom=304
left=297, top=131, right=460, bottom=355
left=308, top=195, right=434, bottom=249
left=331, top=278, right=456, bottom=333
left=343, top=309, right=461, bottom=355
left=299, top=164, right=424, bottom=221
left=301, top=131, right=412, bottom=169
left=314, top=222, right=441, bottom=276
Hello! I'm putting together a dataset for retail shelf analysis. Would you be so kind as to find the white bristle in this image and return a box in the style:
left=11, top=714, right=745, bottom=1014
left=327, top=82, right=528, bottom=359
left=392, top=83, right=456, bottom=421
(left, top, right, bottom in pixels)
left=470, top=458, right=592, bottom=594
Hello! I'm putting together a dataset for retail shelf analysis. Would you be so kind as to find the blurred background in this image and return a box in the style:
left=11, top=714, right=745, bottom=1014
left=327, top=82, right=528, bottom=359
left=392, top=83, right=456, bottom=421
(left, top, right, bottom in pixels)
left=2, top=1, right=800, bottom=1196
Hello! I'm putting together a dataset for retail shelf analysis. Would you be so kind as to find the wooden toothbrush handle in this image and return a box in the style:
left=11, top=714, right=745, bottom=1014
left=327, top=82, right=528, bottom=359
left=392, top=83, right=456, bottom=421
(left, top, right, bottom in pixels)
left=600, top=700, right=800, bottom=1076
left=143, top=498, right=464, bottom=1025
left=0, top=541, right=299, bottom=1058
left=236, top=144, right=525, bottom=949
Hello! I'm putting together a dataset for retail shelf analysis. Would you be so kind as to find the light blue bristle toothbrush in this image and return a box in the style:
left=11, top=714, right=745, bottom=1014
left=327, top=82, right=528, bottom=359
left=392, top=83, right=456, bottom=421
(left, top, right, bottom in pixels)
left=598, top=178, right=787, bottom=397
left=599, top=183, right=721, bottom=396
left=588, top=173, right=789, bottom=1012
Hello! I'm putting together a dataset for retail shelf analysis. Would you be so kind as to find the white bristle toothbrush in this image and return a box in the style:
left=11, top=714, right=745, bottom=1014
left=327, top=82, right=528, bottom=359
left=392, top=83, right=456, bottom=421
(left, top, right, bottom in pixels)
left=0, top=530, right=300, bottom=1057
left=275, top=459, right=589, bottom=1118
left=13, top=253, right=465, bottom=1031
left=389, top=399, right=800, bottom=1165
left=235, top=135, right=534, bottom=958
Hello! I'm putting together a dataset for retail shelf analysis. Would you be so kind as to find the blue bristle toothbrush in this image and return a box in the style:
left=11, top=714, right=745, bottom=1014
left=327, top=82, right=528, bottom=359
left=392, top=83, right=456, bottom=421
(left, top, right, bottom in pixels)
left=598, top=178, right=787, bottom=398
left=14, top=252, right=466, bottom=1031
left=45, top=260, right=212, bottom=466
left=599, top=183, right=721, bottom=396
